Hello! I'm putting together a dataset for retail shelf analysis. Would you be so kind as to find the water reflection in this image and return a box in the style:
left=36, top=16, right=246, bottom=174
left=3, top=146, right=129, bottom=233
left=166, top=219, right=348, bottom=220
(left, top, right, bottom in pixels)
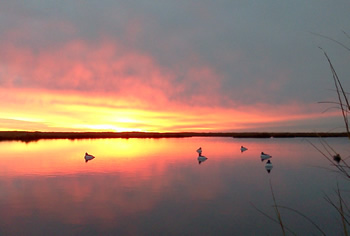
left=84, top=152, right=95, bottom=163
left=197, top=156, right=208, bottom=164
left=0, top=137, right=349, bottom=235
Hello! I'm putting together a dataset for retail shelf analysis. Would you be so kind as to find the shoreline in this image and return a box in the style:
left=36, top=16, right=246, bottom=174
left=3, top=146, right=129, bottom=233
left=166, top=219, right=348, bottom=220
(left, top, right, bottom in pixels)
left=0, top=131, right=348, bottom=142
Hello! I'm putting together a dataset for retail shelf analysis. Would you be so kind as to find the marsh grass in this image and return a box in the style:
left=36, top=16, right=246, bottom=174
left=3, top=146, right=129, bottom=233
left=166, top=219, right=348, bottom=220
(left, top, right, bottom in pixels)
left=324, top=183, right=350, bottom=236
left=316, top=35, right=350, bottom=234
left=256, top=32, right=350, bottom=235
left=269, top=182, right=286, bottom=236
left=295, top=35, right=350, bottom=235
left=252, top=181, right=327, bottom=236
left=307, top=138, right=350, bottom=178
left=318, top=48, right=350, bottom=139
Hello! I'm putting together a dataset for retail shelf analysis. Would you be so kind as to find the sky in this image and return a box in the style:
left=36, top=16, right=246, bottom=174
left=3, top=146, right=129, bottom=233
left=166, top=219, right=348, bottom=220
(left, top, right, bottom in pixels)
left=0, top=0, right=350, bottom=132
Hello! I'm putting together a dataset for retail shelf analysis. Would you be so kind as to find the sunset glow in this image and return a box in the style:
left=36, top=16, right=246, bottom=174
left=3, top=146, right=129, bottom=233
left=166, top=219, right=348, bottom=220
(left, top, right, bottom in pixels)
left=0, top=137, right=319, bottom=177
left=0, top=2, right=348, bottom=133
left=0, top=87, right=339, bottom=132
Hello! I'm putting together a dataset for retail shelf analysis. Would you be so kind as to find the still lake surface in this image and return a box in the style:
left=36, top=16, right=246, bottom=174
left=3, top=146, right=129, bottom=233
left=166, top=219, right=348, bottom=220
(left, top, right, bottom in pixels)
left=0, top=137, right=349, bottom=235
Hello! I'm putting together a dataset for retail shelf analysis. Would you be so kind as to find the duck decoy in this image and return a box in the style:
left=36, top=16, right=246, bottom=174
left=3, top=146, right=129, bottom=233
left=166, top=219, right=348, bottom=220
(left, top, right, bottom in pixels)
left=260, top=152, right=272, bottom=161
left=196, top=147, right=202, bottom=156
left=84, top=152, right=95, bottom=163
left=240, top=146, right=248, bottom=153
left=265, top=160, right=273, bottom=173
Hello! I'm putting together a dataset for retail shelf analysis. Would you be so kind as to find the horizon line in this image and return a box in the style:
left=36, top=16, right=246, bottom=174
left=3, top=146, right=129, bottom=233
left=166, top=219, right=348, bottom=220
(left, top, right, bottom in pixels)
left=0, top=130, right=348, bottom=142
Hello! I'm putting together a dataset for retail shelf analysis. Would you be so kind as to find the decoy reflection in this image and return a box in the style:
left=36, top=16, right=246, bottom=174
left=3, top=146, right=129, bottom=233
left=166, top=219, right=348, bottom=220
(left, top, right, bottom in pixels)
left=198, top=156, right=208, bottom=164
left=265, top=160, right=273, bottom=173
left=84, top=152, right=95, bottom=163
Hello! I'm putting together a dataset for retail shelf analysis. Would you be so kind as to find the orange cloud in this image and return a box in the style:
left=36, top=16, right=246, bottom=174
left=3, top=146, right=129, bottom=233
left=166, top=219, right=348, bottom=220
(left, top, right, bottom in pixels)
left=0, top=39, right=342, bottom=132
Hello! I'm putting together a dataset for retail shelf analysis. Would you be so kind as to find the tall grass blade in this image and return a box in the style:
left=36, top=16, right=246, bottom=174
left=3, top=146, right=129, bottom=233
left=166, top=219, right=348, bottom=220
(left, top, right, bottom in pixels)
left=250, top=203, right=296, bottom=235
left=275, top=205, right=326, bottom=236
left=324, top=183, right=350, bottom=236
left=269, top=180, right=286, bottom=235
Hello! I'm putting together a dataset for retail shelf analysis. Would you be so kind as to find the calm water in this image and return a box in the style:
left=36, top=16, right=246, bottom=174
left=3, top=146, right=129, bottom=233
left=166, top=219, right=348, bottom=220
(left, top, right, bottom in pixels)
left=0, top=137, right=349, bottom=235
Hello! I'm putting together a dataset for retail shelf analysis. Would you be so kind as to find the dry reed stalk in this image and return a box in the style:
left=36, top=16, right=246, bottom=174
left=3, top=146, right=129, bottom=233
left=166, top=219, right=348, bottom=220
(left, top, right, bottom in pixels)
left=269, top=181, right=286, bottom=236
left=275, top=205, right=326, bottom=236
left=324, top=183, right=350, bottom=236
left=319, top=48, right=350, bottom=138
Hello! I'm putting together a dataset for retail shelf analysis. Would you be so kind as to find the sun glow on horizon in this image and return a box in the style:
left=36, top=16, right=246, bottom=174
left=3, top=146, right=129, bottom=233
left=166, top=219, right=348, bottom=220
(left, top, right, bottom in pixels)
left=0, top=87, right=343, bottom=133
left=76, top=124, right=142, bottom=132
left=0, top=36, right=346, bottom=133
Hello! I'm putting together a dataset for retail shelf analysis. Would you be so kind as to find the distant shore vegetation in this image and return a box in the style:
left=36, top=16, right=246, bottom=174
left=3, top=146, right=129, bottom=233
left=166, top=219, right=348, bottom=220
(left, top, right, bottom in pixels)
left=0, top=131, right=347, bottom=142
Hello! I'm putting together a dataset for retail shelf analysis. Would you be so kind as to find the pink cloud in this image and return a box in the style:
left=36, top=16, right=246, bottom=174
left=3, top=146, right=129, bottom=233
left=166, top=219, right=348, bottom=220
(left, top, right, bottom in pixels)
left=0, top=38, right=227, bottom=109
left=0, top=34, right=343, bottom=132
